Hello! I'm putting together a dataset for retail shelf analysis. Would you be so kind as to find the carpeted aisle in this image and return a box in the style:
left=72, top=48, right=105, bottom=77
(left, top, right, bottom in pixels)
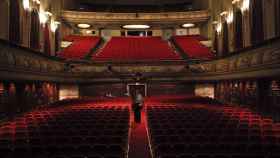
left=128, top=107, right=152, bottom=158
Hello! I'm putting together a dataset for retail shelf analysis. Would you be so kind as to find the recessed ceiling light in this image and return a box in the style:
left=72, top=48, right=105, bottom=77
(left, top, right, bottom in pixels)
left=77, top=23, right=91, bottom=29
left=122, top=25, right=150, bottom=29
left=182, top=23, right=195, bottom=28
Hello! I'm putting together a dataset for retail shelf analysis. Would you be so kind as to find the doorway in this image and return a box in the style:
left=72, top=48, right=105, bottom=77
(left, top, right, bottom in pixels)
left=127, top=31, right=146, bottom=36
left=127, top=84, right=147, bottom=97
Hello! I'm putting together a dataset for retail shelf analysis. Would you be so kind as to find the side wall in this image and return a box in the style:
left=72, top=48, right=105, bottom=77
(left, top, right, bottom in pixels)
left=79, top=82, right=195, bottom=97
left=210, top=0, right=280, bottom=56
left=215, top=78, right=280, bottom=111
left=0, top=81, right=59, bottom=119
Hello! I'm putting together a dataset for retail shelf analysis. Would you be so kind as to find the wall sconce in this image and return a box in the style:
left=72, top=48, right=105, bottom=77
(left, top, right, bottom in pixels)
left=45, top=11, right=53, bottom=17
left=32, top=0, right=40, bottom=4
left=220, top=11, right=228, bottom=17
left=216, top=23, right=222, bottom=34
left=241, top=0, right=250, bottom=13
left=212, top=21, right=219, bottom=25
left=51, top=20, right=60, bottom=33
left=39, top=11, right=53, bottom=24
left=23, top=0, right=30, bottom=11
left=226, top=11, right=234, bottom=24
left=39, top=11, right=48, bottom=24
left=232, top=0, right=240, bottom=4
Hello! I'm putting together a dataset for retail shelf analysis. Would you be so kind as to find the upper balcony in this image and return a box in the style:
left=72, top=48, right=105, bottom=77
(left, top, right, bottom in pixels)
left=61, top=10, right=210, bottom=28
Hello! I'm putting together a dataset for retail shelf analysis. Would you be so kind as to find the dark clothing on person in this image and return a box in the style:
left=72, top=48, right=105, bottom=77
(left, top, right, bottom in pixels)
left=132, top=93, right=144, bottom=123
left=134, top=108, right=141, bottom=123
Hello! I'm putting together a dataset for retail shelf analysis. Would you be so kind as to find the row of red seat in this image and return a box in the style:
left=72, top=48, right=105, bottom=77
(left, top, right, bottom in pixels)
left=0, top=104, right=129, bottom=158
left=147, top=104, right=280, bottom=158
left=59, top=35, right=212, bottom=61
left=92, top=37, right=182, bottom=61
left=58, top=36, right=101, bottom=60
left=173, top=35, right=214, bottom=60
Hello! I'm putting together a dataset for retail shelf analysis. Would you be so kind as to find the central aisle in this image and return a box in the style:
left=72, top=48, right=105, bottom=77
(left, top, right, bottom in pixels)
left=128, top=107, right=152, bottom=158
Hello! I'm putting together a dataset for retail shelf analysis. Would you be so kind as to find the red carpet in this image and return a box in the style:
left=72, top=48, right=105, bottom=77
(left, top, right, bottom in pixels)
left=128, top=107, right=152, bottom=158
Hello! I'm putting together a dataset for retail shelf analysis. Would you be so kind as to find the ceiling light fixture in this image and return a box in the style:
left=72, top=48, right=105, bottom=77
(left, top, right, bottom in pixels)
left=122, top=25, right=150, bottom=29
left=182, top=23, right=195, bottom=28
left=77, top=24, right=91, bottom=29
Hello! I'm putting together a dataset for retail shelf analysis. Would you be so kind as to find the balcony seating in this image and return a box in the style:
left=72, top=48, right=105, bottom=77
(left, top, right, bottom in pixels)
left=92, top=37, right=182, bottom=61
left=0, top=104, right=129, bottom=158
left=147, top=104, right=280, bottom=158
left=173, top=35, right=214, bottom=60
left=59, top=36, right=101, bottom=60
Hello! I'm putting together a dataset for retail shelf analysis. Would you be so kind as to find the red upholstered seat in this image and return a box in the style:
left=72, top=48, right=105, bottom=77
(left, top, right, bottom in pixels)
left=92, top=36, right=181, bottom=61
left=0, top=102, right=129, bottom=158
left=58, top=35, right=101, bottom=60
left=174, top=35, right=214, bottom=60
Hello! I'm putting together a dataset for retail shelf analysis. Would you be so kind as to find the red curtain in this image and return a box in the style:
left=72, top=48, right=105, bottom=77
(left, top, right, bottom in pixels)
left=213, top=31, right=218, bottom=56
left=44, top=24, right=51, bottom=55
left=9, top=0, right=20, bottom=44
left=55, top=26, right=60, bottom=54
left=30, top=10, right=40, bottom=50
left=222, top=22, right=229, bottom=56
left=276, top=0, right=280, bottom=36
left=234, top=9, right=243, bottom=50
left=251, top=0, right=264, bottom=45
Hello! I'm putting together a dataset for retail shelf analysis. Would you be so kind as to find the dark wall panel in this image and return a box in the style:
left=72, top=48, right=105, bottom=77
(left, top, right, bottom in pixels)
left=147, top=83, right=195, bottom=96
left=79, top=83, right=127, bottom=97
left=79, top=82, right=195, bottom=97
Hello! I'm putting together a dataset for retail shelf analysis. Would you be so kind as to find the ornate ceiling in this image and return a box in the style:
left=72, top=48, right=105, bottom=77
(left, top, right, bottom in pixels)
left=63, top=0, right=209, bottom=12
left=61, top=0, right=210, bottom=29
left=61, top=10, right=210, bottom=29
left=75, top=0, right=193, bottom=5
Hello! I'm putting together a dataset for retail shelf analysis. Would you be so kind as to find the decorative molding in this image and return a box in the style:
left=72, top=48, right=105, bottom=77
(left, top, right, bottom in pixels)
left=61, top=10, right=210, bottom=28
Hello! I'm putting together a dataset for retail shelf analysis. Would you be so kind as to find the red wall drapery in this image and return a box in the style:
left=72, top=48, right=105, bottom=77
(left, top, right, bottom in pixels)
left=30, top=10, right=40, bottom=50
left=234, top=9, right=243, bottom=50
left=250, top=0, right=264, bottom=45
left=44, top=24, right=51, bottom=55
left=213, top=31, right=218, bottom=56
left=276, top=0, right=280, bottom=36
left=55, top=26, right=60, bottom=54
left=222, top=22, right=229, bottom=56
left=9, top=0, right=20, bottom=44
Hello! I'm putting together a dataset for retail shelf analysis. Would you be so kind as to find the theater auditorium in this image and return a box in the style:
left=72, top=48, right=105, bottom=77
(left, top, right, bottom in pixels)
left=0, top=0, right=280, bottom=158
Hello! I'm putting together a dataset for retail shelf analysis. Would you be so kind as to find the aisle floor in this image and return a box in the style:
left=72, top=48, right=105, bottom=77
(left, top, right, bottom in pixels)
left=128, top=107, right=152, bottom=158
